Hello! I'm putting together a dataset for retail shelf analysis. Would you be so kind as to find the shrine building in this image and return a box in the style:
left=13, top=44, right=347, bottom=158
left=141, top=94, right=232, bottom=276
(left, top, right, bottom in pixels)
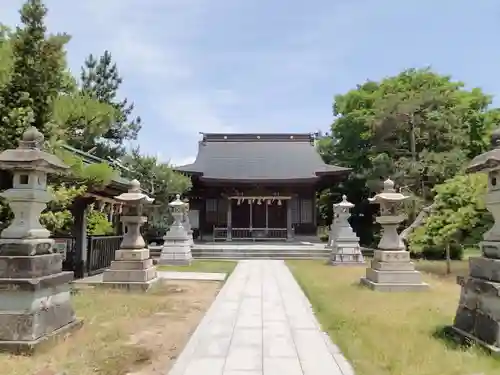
left=174, top=133, right=350, bottom=241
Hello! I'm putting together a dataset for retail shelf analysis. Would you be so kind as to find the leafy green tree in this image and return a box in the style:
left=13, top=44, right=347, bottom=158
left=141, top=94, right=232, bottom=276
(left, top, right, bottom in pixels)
left=86, top=209, right=114, bottom=235
left=51, top=93, right=118, bottom=149
left=317, top=68, right=497, bottom=245
left=408, top=173, right=492, bottom=259
left=0, top=0, right=70, bottom=150
left=121, top=147, right=191, bottom=205
left=80, top=51, right=142, bottom=159
left=0, top=25, right=13, bottom=88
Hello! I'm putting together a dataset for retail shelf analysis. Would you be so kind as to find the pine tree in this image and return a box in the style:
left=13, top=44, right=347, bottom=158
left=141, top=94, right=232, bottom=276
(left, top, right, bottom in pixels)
left=80, top=51, right=142, bottom=159
left=0, top=0, right=69, bottom=150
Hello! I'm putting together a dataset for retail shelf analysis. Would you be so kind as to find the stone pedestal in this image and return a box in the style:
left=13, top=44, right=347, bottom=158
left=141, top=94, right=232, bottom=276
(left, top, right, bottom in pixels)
left=0, top=244, right=83, bottom=354
left=360, top=250, right=428, bottom=291
left=328, top=196, right=364, bottom=265
left=159, top=222, right=192, bottom=266
left=451, top=253, right=500, bottom=353
left=0, top=127, right=82, bottom=354
left=448, top=129, right=500, bottom=353
left=360, top=178, right=428, bottom=292
left=159, top=195, right=192, bottom=266
left=101, top=180, right=159, bottom=292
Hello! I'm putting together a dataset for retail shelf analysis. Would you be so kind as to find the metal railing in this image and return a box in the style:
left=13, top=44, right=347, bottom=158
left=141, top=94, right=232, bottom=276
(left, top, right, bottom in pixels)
left=213, top=227, right=290, bottom=241
left=86, top=235, right=123, bottom=275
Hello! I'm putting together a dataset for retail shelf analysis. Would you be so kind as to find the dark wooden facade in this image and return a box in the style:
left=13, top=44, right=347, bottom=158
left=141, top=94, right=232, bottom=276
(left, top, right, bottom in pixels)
left=175, top=133, right=350, bottom=241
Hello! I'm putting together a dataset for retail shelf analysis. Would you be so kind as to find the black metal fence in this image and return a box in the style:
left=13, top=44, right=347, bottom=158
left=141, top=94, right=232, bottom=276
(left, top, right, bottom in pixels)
left=86, top=236, right=123, bottom=276
left=54, top=235, right=122, bottom=278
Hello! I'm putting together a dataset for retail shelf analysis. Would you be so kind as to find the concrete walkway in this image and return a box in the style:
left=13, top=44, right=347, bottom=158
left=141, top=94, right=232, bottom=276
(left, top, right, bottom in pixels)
left=167, top=260, right=355, bottom=375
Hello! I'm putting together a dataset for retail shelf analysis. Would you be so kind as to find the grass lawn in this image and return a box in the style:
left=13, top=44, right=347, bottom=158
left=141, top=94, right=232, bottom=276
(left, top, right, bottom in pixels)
left=0, top=280, right=221, bottom=375
left=287, top=260, right=500, bottom=375
left=157, top=260, right=237, bottom=275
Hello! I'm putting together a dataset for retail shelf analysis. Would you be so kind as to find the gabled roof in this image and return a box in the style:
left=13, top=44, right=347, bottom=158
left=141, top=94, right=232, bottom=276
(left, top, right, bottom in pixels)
left=175, top=133, right=350, bottom=183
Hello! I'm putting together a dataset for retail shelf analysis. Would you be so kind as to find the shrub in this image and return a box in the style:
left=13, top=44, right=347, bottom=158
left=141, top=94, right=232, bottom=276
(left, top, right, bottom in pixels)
left=408, top=173, right=492, bottom=260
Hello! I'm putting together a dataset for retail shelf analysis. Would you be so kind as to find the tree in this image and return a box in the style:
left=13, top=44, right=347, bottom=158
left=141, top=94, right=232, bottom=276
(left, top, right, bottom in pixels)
left=317, top=68, right=497, bottom=246
left=121, top=147, right=191, bottom=205
left=79, top=51, right=142, bottom=159
left=408, top=173, right=492, bottom=259
left=0, top=0, right=70, bottom=150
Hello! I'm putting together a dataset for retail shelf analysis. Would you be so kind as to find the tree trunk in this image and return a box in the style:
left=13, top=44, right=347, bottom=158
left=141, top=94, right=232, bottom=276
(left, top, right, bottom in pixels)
left=445, top=243, right=451, bottom=275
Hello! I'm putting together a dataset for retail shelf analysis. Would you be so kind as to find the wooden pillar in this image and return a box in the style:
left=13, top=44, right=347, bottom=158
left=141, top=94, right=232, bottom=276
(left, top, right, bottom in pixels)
left=265, top=201, right=269, bottom=231
left=286, top=199, right=293, bottom=241
left=249, top=200, right=253, bottom=228
left=70, top=198, right=92, bottom=278
left=226, top=198, right=232, bottom=241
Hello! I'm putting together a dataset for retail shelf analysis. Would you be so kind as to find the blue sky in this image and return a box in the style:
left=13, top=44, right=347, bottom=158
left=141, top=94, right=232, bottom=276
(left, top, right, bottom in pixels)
left=1, top=0, right=499, bottom=165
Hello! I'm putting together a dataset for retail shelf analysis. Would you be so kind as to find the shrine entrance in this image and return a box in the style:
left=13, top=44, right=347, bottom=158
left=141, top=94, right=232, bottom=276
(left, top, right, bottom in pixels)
left=228, top=196, right=290, bottom=241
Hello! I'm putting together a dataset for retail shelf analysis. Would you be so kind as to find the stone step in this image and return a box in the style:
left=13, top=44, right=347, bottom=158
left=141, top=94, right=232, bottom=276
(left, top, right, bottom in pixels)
left=194, top=252, right=329, bottom=259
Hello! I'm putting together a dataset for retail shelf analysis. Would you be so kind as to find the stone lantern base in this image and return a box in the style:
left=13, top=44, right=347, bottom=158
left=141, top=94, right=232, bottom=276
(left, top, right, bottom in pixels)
left=101, top=248, right=159, bottom=292
left=0, top=240, right=83, bottom=354
left=360, top=250, right=428, bottom=292
left=450, top=251, right=500, bottom=353
left=159, top=225, right=192, bottom=266
left=329, top=240, right=365, bottom=266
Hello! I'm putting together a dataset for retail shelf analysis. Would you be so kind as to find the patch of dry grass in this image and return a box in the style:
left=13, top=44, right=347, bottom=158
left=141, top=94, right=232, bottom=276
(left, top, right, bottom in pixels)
left=157, top=260, right=237, bottom=276
left=287, top=260, right=500, bottom=375
left=0, top=280, right=221, bottom=375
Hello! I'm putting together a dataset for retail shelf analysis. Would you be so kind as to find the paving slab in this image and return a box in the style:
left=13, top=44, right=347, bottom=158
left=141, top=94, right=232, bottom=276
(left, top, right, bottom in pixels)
left=166, top=260, right=354, bottom=375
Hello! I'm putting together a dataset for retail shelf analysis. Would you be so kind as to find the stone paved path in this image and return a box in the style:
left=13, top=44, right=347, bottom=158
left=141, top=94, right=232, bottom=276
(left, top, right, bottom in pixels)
left=167, top=260, right=355, bottom=375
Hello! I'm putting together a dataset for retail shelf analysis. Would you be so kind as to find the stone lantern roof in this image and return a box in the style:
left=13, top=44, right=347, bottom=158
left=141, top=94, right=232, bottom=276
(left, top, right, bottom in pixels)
left=368, top=178, right=409, bottom=204
left=466, top=127, right=500, bottom=173
left=334, top=195, right=354, bottom=209
left=0, top=126, right=68, bottom=173
left=169, top=194, right=186, bottom=208
left=115, top=179, right=155, bottom=204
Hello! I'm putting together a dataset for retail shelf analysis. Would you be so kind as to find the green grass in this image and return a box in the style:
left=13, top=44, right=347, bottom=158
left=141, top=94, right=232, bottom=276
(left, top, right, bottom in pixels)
left=157, top=260, right=237, bottom=276
left=414, top=259, right=470, bottom=279
left=287, top=260, right=500, bottom=375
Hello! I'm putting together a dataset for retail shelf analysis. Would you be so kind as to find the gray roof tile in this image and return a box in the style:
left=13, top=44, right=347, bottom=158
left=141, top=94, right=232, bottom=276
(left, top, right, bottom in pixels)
left=175, top=133, right=350, bottom=182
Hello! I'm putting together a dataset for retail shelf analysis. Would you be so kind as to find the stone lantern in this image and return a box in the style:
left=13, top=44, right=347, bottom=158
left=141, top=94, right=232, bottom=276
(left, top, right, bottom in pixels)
left=159, top=194, right=192, bottom=265
left=0, top=127, right=82, bottom=353
left=183, top=198, right=194, bottom=246
left=102, top=179, right=159, bottom=291
left=450, top=128, right=500, bottom=352
left=360, top=178, right=428, bottom=291
left=329, top=195, right=364, bottom=265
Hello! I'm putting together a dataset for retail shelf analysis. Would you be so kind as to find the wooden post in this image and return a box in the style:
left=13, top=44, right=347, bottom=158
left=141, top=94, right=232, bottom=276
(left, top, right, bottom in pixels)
left=286, top=200, right=293, bottom=241
left=265, top=201, right=269, bottom=232
left=70, top=198, right=92, bottom=278
left=226, top=198, right=232, bottom=241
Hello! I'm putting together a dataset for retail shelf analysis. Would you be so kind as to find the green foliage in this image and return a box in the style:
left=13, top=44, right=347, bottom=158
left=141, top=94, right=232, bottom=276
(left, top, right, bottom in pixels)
left=52, top=147, right=117, bottom=186
left=80, top=51, right=141, bottom=159
left=40, top=183, right=86, bottom=234
left=0, top=0, right=70, bottom=150
left=324, top=68, right=495, bottom=195
left=0, top=25, right=13, bottom=88
left=317, top=68, right=497, bottom=245
left=51, top=92, right=118, bottom=147
left=408, top=173, right=492, bottom=259
left=121, top=147, right=192, bottom=205
left=86, top=209, right=114, bottom=235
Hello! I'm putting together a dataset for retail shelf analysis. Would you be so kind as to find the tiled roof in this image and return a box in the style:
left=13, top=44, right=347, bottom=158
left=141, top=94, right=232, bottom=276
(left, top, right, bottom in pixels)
left=175, top=133, right=350, bottom=182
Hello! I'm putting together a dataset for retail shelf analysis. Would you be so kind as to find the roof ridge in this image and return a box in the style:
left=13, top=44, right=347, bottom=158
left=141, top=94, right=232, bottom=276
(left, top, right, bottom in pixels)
left=201, top=133, right=315, bottom=143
